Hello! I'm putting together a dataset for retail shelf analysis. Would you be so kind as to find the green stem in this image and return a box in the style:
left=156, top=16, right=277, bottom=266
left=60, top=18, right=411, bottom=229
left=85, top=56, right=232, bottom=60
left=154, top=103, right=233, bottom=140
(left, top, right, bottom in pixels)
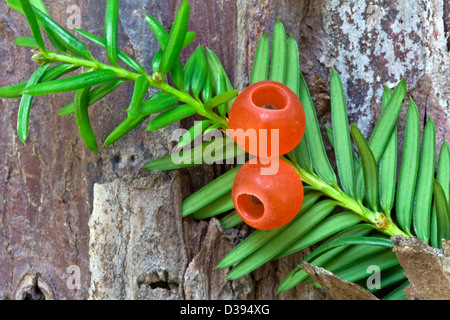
left=156, top=81, right=228, bottom=128
left=44, top=51, right=228, bottom=128
left=46, top=51, right=135, bottom=79
left=282, top=156, right=408, bottom=238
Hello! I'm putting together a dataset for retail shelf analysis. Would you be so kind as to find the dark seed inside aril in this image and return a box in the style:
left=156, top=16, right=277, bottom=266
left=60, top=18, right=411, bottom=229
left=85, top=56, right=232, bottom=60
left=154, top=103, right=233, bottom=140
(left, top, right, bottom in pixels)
left=252, top=195, right=264, bottom=205
left=260, top=104, right=278, bottom=110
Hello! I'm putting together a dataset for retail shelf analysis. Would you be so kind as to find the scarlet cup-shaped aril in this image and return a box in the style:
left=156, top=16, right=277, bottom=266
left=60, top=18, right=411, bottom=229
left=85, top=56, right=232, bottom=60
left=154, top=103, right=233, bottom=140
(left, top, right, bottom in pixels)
left=228, top=80, right=306, bottom=158
left=232, top=158, right=304, bottom=230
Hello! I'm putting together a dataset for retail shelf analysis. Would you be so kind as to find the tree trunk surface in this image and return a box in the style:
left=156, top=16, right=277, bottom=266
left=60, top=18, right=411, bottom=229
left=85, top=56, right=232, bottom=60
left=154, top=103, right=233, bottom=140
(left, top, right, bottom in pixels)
left=0, top=0, right=448, bottom=300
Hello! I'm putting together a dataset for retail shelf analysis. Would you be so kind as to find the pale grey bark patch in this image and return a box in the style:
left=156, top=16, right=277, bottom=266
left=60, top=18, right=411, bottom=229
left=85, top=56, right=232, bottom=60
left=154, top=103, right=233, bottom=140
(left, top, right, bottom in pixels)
left=88, top=173, right=186, bottom=300
left=320, top=0, right=449, bottom=139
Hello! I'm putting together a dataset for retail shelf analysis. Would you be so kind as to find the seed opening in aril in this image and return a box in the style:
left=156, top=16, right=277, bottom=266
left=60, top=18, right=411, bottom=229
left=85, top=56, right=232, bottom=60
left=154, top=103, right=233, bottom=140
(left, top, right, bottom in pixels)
left=236, top=193, right=265, bottom=220
left=251, top=85, right=288, bottom=110
left=260, top=104, right=278, bottom=110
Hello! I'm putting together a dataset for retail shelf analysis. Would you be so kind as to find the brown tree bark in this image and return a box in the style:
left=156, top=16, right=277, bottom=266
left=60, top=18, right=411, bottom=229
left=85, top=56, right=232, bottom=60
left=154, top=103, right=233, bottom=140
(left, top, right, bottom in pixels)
left=0, top=0, right=448, bottom=300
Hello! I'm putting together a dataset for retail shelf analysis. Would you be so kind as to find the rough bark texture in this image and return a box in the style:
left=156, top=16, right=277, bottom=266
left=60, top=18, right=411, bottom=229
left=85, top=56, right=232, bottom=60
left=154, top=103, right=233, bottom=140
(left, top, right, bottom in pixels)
left=88, top=173, right=186, bottom=300
left=392, top=236, right=450, bottom=300
left=0, top=0, right=449, bottom=300
left=301, top=262, right=379, bottom=300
